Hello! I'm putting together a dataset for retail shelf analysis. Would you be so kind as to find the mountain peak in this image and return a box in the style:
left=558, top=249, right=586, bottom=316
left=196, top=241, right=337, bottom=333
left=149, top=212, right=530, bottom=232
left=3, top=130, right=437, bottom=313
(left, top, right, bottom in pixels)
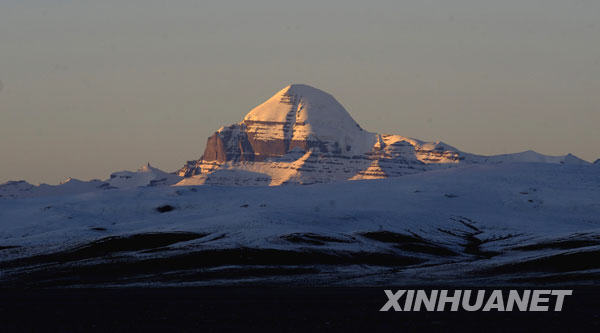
left=138, top=162, right=155, bottom=173
left=243, top=84, right=355, bottom=123
left=284, top=83, right=323, bottom=93
left=240, top=84, right=375, bottom=155
left=59, top=177, right=74, bottom=185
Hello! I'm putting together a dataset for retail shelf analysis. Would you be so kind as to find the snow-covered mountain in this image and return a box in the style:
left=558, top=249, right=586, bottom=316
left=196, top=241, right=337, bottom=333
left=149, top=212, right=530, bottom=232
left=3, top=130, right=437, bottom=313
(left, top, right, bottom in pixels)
left=177, top=84, right=590, bottom=186
left=0, top=84, right=598, bottom=287
left=0, top=163, right=181, bottom=199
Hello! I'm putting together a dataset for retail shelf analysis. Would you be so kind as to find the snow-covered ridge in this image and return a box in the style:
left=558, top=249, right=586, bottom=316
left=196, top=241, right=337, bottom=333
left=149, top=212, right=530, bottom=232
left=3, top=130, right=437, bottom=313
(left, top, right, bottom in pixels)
left=109, top=163, right=182, bottom=189
left=464, top=150, right=589, bottom=165
left=0, top=163, right=181, bottom=199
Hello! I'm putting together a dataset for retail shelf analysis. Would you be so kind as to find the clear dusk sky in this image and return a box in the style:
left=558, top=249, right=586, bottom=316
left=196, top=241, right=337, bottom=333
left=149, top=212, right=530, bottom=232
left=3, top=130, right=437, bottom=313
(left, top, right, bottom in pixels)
left=1, top=0, right=599, bottom=184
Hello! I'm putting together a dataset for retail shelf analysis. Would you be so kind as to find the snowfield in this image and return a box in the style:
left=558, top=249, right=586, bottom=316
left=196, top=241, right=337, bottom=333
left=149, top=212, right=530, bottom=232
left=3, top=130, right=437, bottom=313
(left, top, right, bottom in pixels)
left=1, top=162, right=599, bottom=287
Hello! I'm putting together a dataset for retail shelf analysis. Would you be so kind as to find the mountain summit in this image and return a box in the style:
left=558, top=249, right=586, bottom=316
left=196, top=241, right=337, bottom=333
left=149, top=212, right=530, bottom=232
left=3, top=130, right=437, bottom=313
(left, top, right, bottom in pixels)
left=196, top=84, right=375, bottom=166
left=242, top=84, right=376, bottom=156
left=177, top=84, right=590, bottom=186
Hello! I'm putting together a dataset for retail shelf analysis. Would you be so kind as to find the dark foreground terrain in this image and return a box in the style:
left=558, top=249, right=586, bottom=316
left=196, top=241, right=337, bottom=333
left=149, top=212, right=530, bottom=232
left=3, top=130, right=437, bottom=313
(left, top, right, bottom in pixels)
left=1, top=287, right=599, bottom=332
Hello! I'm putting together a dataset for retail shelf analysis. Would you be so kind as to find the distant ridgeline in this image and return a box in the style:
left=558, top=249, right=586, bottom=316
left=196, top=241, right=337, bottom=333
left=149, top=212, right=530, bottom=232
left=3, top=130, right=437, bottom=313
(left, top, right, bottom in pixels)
left=0, top=163, right=182, bottom=199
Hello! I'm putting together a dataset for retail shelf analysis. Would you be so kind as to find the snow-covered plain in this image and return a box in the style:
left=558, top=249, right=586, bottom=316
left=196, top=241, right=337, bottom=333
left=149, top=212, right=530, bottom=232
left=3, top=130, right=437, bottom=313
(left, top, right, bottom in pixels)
left=1, top=162, right=599, bottom=287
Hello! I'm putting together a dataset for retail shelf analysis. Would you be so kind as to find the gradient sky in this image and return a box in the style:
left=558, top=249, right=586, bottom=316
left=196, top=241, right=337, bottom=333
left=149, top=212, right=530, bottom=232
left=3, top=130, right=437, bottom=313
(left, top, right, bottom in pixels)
left=1, top=0, right=599, bottom=184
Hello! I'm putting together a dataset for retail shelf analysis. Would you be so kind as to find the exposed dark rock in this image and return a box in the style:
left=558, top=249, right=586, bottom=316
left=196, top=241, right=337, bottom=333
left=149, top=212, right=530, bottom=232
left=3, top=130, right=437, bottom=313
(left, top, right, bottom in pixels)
left=480, top=249, right=600, bottom=275
left=0, top=232, right=209, bottom=269
left=358, top=231, right=457, bottom=257
left=0, top=247, right=423, bottom=287
left=513, top=238, right=600, bottom=251
left=156, top=205, right=175, bottom=213
left=281, top=233, right=355, bottom=246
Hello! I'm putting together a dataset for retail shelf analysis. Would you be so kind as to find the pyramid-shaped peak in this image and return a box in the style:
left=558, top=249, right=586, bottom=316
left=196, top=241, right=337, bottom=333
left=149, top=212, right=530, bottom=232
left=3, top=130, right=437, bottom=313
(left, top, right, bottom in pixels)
left=243, top=84, right=359, bottom=127
left=234, top=84, right=377, bottom=156
left=284, top=83, right=333, bottom=96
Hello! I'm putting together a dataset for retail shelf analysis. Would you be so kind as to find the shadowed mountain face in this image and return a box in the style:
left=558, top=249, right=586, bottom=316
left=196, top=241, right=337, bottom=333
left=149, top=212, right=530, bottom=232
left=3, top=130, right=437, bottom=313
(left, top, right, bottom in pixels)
left=177, top=84, right=589, bottom=186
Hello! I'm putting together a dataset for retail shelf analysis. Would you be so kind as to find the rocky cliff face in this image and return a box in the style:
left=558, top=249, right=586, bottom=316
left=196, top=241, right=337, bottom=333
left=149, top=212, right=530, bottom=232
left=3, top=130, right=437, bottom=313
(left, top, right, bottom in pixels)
left=177, top=84, right=589, bottom=186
